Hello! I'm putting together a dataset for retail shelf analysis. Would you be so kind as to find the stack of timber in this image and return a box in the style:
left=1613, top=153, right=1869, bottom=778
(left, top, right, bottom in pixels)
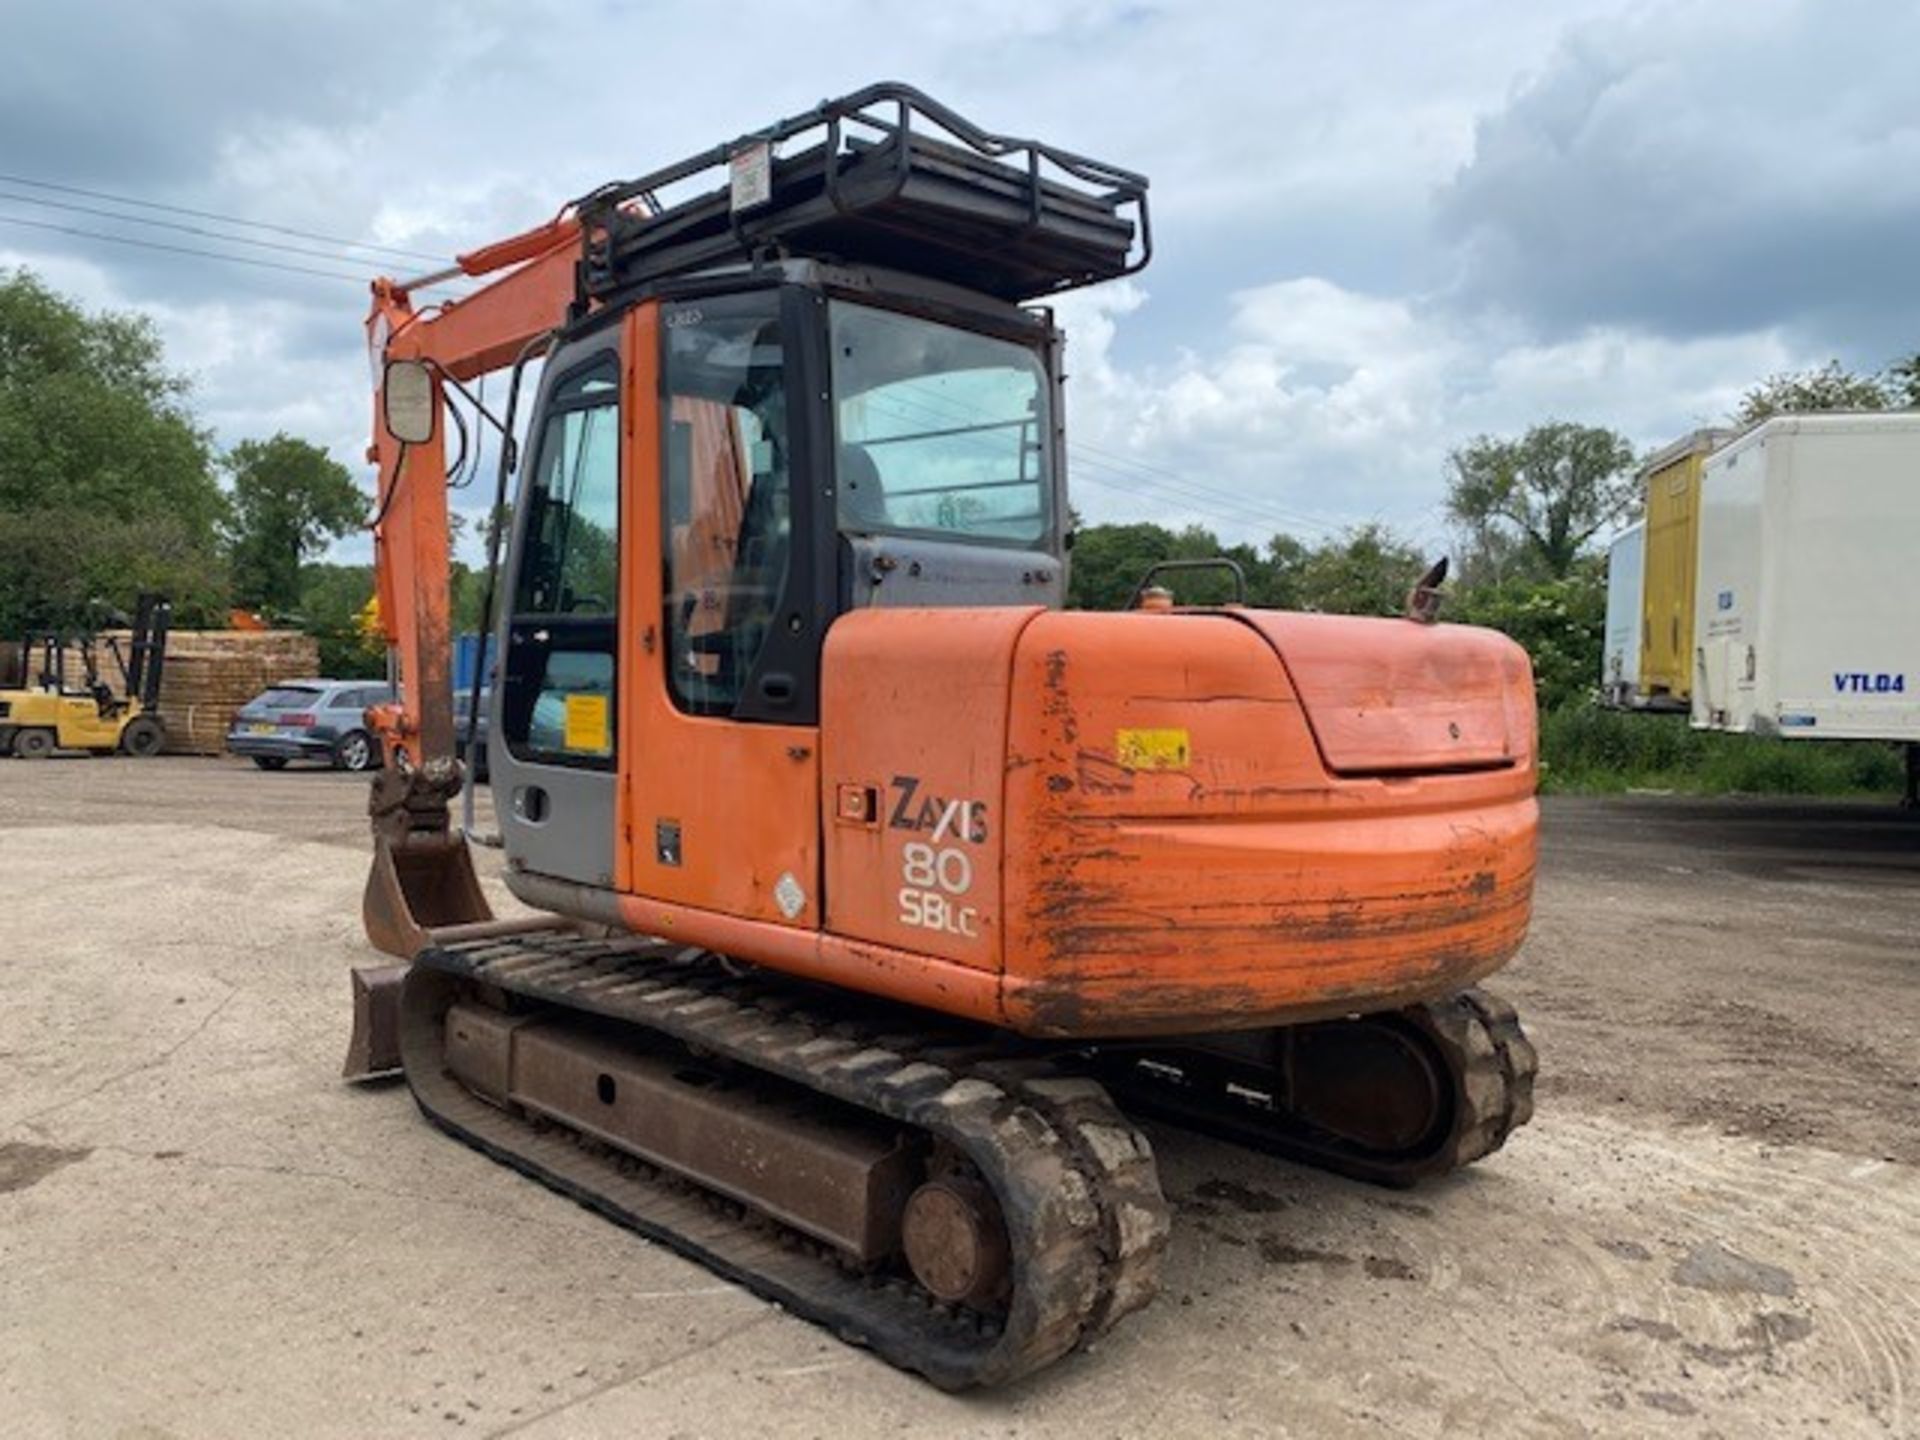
left=63, top=630, right=320, bottom=755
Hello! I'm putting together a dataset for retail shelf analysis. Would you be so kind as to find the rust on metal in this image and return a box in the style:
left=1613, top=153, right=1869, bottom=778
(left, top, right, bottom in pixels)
left=397, top=933, right=1171, bottom=1389
left=363, top=764, right=491, bottom=958
left=444, top=1003, right=921, bottom=1262
left=342, top=964, right=408, bottom=1081
left=901, top=1175, right=1012, bottom=1307
left=1100, top=986, right=1537, bottom=1188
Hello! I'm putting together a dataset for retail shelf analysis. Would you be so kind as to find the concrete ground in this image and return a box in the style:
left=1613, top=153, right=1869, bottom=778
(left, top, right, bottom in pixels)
left=2, top=758, right=1916, bottom=1438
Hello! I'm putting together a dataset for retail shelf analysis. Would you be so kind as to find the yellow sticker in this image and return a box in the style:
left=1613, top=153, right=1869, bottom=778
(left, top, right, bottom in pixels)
left=1116, top=727, right=1190, bottom=770
left=563, top=693, right=611, bottom=753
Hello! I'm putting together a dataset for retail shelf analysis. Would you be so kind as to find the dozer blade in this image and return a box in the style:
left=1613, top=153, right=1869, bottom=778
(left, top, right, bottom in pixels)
left=343, top=963, right=408, bottom=1081
left=346, top=906, right=579, bottom=1082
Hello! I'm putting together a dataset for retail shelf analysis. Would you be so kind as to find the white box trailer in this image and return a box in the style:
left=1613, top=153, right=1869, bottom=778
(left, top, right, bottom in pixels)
left=1600, top=522, right=1644, bottom=707
left=1692, top=413, right=1920, bottom=745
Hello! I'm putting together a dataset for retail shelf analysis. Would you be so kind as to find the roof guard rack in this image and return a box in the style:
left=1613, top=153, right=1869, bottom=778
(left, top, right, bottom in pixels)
left=572, top=83, right=1150, bottom=306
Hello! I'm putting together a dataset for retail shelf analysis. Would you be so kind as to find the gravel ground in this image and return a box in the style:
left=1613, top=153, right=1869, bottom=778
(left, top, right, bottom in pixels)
left=1, top=758, right=1915, bottom=1438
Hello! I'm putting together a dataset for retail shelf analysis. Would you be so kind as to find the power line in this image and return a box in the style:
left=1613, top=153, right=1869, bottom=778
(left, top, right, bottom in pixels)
left=0, top=212, right=379, bottom=283
left=852, top=366, right=1345, bottom=535
left=0, top=172, right=450, bottom=265
left=868, top=378, right=1343, bottom=538
left=0, top=188, right=428, bottom=271
left=1067, top=457, right=1343, bottom=538
left=1067, top=448, right=1335, bottom=535
left=0, top=212, right=472, bottom=294
left=1066, top=436, right=1340, bottom=536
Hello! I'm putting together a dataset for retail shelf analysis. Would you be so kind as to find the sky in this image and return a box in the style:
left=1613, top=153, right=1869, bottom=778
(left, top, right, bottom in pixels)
left=4, top=0, right=1917, bottom=562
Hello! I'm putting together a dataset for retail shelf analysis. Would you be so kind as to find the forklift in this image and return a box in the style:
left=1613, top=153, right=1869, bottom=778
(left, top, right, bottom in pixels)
left=0, top=593, right=171, bottom=758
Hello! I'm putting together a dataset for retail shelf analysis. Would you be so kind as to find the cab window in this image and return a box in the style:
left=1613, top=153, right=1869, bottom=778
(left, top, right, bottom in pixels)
left=830, top=302, right=1051, bottom=548
left=503, top=356, right=619, bottom=767
left=661, top=295, right=790, bottom=717
left=514, top=365, right=620, bottom=616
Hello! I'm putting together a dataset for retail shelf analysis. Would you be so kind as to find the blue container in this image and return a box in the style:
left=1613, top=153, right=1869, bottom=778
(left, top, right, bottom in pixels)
left=452, top=633, right=495, bottom=695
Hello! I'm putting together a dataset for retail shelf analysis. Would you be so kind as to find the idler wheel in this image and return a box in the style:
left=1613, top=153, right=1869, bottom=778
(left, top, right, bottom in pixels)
left=901, top=1175, right=1011, bottom=1308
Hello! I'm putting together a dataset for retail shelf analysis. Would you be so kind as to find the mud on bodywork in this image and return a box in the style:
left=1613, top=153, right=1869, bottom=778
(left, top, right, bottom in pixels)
left=999, top=609, right=1538, bottom=1039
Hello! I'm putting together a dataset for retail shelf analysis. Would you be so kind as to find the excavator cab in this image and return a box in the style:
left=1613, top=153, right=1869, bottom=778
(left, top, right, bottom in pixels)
left=360, top=84, right=1135, bottom=963
left=483, top=266, right=1078, bottom=892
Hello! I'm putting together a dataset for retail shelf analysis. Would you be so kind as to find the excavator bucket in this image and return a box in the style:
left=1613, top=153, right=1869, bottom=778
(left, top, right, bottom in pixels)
left=346, top=832, right=481, bottom=1081
left=348, top=836, right=574, bottom=1080
left=348, top=766, right=571, bottom=1080
left=362, top=829, right=494, bottom=959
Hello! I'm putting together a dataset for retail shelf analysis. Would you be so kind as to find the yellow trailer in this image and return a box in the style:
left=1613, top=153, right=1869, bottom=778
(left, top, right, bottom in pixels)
left=1637, top=428, right=1731, bottom=707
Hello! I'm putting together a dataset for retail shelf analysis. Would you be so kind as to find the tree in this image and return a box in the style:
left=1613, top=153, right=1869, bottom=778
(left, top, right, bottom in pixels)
left=1067, top=520, right=1300, bottom=610
left=1065, top=518, right=1427, bottom=616
left=1066, top=521, right=1180, bottom=609
left=292, top=562, right=386, bottom=678
left=0, top=269, right=227, bottom=633
left=1886, top=353, right=1920, bottom=410
left=225, top=434, right=367, bottom=612
left=1292, top=524, right=1429, bottom=617
left=1450, top=561, right=1608, bottom=711
left=1736, top=360, right=1891, bottom=425
left=1446, top=520, right=1532, bottom=590
left=1444, top=422, right=1637, bottom=580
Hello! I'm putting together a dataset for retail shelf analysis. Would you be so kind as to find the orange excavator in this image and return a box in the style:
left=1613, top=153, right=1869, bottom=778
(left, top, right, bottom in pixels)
left=346, top=85, right=1538, bottom=1389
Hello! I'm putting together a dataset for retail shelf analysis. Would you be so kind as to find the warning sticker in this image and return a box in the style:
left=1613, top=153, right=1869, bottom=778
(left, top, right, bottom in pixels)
left=1116, top=727, right=1190, bottom=771
left=729, top=141, right=773, bottom=212
left=563, top=693, right=611, bottom=754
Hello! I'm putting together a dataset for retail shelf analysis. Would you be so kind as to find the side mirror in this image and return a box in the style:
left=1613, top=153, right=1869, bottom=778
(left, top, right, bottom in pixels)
left=382, top=359, right=437, bottom=445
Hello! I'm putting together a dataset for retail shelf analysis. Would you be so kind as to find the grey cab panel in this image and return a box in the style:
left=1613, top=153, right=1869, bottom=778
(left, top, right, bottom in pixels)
left=840, top=534, right=1065, bottom=611
left=491, top=628, right=619, bottom=889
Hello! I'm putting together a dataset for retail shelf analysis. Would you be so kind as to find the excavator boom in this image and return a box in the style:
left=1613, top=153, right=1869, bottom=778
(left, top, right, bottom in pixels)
left=356, top=216, right=583, bottom=961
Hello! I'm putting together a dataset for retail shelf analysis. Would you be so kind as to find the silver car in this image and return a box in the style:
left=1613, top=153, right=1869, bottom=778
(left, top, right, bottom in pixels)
left=226, top=679, right=394, bottom=772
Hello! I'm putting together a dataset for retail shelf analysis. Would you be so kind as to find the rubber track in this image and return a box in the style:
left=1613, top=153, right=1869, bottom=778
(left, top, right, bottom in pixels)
left=1446, top=987, right=1537, bottom=1167
left=399, top=933, right=1169, bottom=1390
left=1105, top=986, right=1538, bottom=1188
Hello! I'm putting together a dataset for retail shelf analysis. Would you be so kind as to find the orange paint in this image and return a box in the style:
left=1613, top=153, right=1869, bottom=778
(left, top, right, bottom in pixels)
left=380, top=277, right=1540, bottom=1040
left=811, top=604, right=1534, bottom=1037
left=612, top=890, right=1007, bottom=1025
left=616, top=304, right=819, bottom=929
left=997, top=609, right=1536, bottom=1035
left=364, top=240, right=580, bottom=763
left=821, top=607, right=1041, bottom=970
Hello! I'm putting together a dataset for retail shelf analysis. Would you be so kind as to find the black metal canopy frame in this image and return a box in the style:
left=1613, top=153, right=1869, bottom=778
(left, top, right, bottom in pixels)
left=571, top=82, right=1151, bottom=307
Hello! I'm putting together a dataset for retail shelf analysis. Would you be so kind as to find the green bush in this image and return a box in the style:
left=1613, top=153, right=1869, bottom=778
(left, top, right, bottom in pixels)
left=1448, top=565, right=1606, bottom=711
left=1538, top=701, right=1904, bottom=797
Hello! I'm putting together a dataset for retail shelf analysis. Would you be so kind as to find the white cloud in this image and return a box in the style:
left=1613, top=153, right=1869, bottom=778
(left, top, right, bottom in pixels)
left=1056, top=275, right=1806, bottom=548
left=1, top=0, right=1905, bottom=570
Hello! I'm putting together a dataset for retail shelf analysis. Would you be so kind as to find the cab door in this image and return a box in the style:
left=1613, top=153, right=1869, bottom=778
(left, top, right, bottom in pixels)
left=617, top=291, right=827, bottom=929
left=493, top=333, right=624, bottom=888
